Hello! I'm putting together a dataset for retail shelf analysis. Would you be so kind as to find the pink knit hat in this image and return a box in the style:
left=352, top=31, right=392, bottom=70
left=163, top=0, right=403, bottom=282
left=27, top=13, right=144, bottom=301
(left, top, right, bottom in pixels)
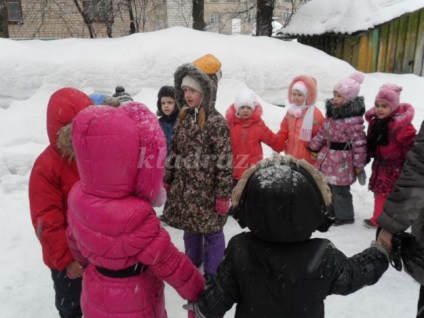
left=375, top=83, right=402, bottom=112
left=334, top=72, right=365, bottom=102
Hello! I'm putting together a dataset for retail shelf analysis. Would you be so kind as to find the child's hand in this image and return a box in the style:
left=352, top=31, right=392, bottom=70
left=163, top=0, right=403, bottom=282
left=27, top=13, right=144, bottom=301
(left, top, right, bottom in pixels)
left=215, top=198, right=230, bottom=215
left=355, top=167, right=363, bottom=175
left=66, top=260, right=84, bottom=279
left=310, top=151, right=318, bottom=161
left=183, top=302, right=206, bottom=318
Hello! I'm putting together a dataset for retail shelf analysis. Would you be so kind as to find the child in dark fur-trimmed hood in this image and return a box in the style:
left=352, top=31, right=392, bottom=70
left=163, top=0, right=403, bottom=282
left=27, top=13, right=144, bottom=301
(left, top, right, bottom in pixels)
left=185, top=154, right=391, bottom=318
left=163, top=54, right=233, bottom=283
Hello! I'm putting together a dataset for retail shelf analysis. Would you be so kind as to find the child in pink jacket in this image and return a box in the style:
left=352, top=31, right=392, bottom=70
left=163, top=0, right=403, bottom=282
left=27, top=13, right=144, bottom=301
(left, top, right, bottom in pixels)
left=277, top=75, right=324, bottom=164
left=66, top=102, right=205, bottom=317
left=363, top=84, right=416, bottom=228
left=309, top=72, right=367, bottom=226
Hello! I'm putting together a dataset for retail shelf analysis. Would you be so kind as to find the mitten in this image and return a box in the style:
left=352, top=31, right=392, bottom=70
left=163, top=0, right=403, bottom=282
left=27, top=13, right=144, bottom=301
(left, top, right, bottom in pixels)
left=183, top=303, right=207, bottom=318
left=356, top=169, right=367, bottom=186
left=215, top=198, right=230, bottom=215
left=392, top=232, right=424, bottom=273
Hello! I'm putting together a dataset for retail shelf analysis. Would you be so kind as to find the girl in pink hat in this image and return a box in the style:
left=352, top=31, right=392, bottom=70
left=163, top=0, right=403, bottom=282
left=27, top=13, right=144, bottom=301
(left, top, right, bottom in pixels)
left=277, top=75, right=325, bottom=164
left=309, top=72, right=367, bottom=226
left=363, top=84, right=416, bottom=228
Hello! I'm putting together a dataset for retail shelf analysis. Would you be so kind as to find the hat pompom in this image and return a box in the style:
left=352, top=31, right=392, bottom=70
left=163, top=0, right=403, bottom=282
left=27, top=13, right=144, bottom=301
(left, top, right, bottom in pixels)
left=375, top=83, right=403, bottom=113
left=350, top=72, right=365, bottom=84
left=112, top=85, right=133, bottom=104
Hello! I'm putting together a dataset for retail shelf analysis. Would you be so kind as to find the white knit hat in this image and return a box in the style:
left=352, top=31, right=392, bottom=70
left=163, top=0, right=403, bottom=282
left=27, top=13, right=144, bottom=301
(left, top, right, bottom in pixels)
left=292, top=81, right=308, bottom=97
left=181, top=75, right=203, bottom=94
left=234, top=88, right=258, bottom=112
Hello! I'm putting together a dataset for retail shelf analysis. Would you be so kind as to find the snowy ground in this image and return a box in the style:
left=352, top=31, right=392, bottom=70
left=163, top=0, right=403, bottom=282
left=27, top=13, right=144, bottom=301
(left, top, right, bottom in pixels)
left=1, top=27, right=423, bottom=317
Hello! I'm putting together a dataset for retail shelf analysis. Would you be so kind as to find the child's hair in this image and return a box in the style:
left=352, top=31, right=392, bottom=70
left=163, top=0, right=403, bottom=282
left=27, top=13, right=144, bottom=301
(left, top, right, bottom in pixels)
left=375, top=84, right=402, bottom=113
left=156, top=86, right=176, bottom=116
left=231, top=155, right=333, bottom=242
left=333, top=72, right=365, bottom=102
left=287, top=75, right=317, bottom=106
left=234, top=88, right=258, bottom=112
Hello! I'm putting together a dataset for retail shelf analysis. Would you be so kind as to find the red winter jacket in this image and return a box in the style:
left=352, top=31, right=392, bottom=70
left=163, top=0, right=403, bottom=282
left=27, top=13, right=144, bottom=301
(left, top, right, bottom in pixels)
left=28, top=88, right=92, bottom=270
left=226, top=103, right=284, bottom=180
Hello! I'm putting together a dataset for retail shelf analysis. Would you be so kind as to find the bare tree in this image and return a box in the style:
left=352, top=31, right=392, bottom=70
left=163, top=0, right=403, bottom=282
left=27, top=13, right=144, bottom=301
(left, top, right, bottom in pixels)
left=192, top=0, right=205, bottom=31
left=205, top=1, right=255, bottom=35
left=0, top=0, right=8, bottom=37
left=256, top=0, right=274, bottom=36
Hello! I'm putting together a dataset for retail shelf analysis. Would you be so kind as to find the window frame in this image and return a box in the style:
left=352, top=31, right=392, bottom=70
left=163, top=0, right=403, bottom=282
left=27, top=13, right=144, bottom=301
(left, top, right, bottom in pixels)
left=6, top=0, right=23, bottom=24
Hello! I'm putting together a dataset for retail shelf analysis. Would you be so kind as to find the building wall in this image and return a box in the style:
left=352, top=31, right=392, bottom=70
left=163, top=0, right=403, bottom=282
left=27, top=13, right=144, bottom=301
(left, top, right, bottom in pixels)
left=298, top=8, right=424, bottom=76
left=7, top=0, right=184, bottom=39
left=6, top=0, right=308, bottom=39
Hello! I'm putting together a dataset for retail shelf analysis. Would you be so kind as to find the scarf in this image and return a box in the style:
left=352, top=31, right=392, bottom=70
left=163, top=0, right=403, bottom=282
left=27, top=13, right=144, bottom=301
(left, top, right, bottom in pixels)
left=368, top=117, right=390, bottom=155
left=288, top=104, right=315, bottom=142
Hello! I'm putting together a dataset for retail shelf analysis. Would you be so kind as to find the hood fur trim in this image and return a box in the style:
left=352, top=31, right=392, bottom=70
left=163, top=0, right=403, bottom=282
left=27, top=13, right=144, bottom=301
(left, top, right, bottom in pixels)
left=57, top=123, right=75, bottom=162
left=232, top=154, right=332, bottom=207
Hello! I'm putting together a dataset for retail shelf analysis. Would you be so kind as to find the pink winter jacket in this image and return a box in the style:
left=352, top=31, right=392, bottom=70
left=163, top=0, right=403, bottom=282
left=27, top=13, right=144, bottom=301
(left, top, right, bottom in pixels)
left=309, top=97, right=367, bottom=186
left=67, top=103, right=205, bottom=318
left=366, top=103, right=416, bottom=195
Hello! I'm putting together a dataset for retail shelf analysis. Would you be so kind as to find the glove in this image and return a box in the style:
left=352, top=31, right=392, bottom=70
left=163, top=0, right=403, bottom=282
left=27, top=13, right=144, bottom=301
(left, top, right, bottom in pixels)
left=183, top=303, right=207, bottom=318
left=308, top=147, right=318, bottom=160
left=215, top=198, right=230, bottom=215
left=356, top=169, right=367, bottom=186
left=391, top=232, right=424, bottom=273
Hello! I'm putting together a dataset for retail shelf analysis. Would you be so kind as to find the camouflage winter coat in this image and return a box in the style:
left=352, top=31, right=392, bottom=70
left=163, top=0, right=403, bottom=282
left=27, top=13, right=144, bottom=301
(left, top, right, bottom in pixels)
left=163, top=60, right=233, bottom=234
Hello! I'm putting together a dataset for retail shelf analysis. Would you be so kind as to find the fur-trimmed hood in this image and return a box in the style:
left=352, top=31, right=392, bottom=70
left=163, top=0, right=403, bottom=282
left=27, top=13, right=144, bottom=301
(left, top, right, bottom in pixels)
left=174, top=62, right=220, bottom=115
left=325, top=96, right=365, bottom=119
left=46, top=88, right=92, bottom=161
left=231, top=155, right=333, bottom=243
left=288, top=75, right=318, bottom=106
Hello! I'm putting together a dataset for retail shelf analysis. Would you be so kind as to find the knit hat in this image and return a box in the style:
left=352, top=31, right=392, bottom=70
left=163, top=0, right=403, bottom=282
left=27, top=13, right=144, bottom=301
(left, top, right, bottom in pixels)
left=181, top=75, right=204, bottom=93
left=157, top=86, right=177, bottom=116
left=193, top=53, right=222, bottom=82
left=334, top=72, right=365, bottom=102
left=292, top=81, right=308, bottom=97
left=375, top=83, right=402, bottom=113
left=234, top=88, right=258, bottom=112
left=113, top=86, right=133, bottom=104
left=89, top=93, right=120, bottom=107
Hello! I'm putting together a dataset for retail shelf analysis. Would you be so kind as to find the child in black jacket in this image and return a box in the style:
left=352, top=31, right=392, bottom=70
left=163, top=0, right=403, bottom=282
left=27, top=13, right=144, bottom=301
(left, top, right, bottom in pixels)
left=185, top=155, right=391, bottom=318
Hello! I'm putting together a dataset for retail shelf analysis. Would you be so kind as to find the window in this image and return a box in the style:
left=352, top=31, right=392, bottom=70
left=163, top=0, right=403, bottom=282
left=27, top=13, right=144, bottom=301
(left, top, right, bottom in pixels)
left=6, top=0, right=23, bottom=23
left=82, top=0, right=113, bottom=23
left=211, top=13, right=221, bottom=25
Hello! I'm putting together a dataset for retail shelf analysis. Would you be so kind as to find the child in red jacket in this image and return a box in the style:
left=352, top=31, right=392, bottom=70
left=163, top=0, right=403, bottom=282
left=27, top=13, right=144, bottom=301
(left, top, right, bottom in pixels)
left=28, top=87, right=92, bottom=318
left=226, top=87, right=284, bottom=185
left=363, top=84, right=416, bottom=228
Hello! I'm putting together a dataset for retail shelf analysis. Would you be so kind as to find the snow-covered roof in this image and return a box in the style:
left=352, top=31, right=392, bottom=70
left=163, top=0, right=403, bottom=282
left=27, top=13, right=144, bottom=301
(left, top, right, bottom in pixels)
left=283, top=0, right=424, bottom=36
